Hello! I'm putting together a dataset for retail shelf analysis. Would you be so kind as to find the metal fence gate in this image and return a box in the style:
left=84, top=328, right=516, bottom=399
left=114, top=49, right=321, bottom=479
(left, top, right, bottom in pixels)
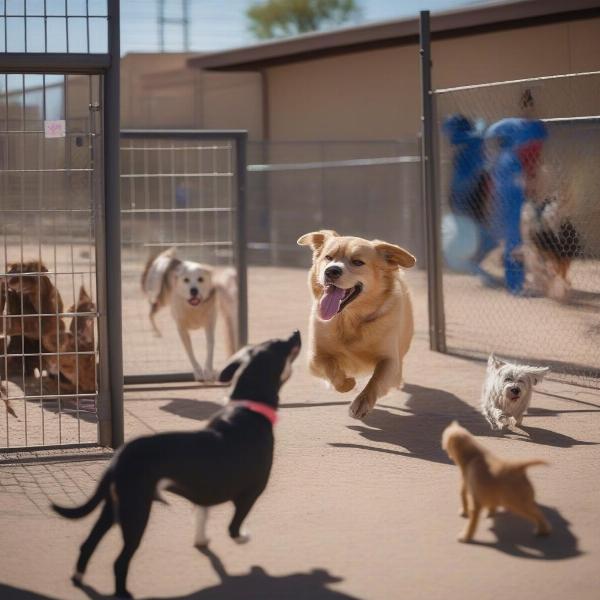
left=0, top=1, right=122, bottom=450
left=120, top=130, right=247, bottom=383
left=426, top=67, right=600, bottom=386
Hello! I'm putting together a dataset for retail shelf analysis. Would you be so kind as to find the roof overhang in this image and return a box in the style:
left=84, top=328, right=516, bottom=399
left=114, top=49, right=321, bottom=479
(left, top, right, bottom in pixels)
left=188, top=0, right=600, bottom=72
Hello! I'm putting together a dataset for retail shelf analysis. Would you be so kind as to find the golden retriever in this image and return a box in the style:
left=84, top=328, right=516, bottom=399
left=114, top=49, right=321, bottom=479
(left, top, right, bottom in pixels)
left=297, top=230, right=415, bottom=419
left=442, top=421, right=551, bottom=542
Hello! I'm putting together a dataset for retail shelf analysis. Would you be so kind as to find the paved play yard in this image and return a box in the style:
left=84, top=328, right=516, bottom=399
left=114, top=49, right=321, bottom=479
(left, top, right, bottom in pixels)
left=0, top=267, right=599, bottom=600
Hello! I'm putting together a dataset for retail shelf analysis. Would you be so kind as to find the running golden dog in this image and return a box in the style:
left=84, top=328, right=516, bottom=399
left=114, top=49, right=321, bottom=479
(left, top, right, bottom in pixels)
left=297, top=230, right=415, bottom=419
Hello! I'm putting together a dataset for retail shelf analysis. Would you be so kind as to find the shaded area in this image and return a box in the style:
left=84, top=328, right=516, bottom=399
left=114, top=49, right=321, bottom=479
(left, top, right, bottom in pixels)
left=158, top=398, right=224, bottom=421
left=469, top=504, right=581, bottom=560
left=517, top=425, right=597, bottom=448
left=0, top=547, right=363, bottom=600
left=332, top=383, right=494, bottom=465
left=331, top=383, right=596, bottom=465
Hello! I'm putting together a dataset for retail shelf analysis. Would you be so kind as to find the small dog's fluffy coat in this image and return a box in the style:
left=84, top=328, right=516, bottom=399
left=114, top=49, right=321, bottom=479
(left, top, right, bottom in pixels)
left=481, top=354, right=549, bottom=430
left=141, top=248, right=237, bottom=381
left=442, top=421, right=551, bottom=542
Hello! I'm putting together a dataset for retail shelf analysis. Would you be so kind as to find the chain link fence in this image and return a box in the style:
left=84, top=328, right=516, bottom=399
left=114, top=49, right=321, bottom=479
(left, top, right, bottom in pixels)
left=434, top=71, right=600, bottom=385
left=246, top=140, right=423, bottom=268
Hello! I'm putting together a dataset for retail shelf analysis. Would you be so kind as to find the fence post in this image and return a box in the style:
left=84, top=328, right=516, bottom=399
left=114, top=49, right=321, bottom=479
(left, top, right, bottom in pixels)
left=104, top=0, right=124, bottom=447
left=419, top=10, right=446, bottom=353
left=235, top=132, right=249, bottom=347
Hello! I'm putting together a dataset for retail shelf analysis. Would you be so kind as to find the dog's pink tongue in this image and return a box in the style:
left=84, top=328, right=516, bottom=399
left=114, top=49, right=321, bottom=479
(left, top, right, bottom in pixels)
left=319, top=286, right=345, bottom=321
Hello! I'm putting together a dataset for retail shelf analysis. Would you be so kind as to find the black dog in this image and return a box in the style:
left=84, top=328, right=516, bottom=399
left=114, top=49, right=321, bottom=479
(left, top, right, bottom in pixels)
left=52, top=330, right=301, bottom=599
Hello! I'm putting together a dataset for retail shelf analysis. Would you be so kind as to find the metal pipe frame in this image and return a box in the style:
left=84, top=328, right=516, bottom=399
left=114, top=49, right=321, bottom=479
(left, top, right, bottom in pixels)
left=0, top=1, right=123, bottom=451
left=419, top=10, right=447, bottom=353
left=120, top=129, right=249, bottom=385
left=102, top=0, right=123, bottom=448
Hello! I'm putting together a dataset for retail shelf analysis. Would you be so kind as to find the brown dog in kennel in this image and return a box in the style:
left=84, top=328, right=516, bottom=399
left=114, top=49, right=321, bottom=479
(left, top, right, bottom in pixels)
left=1, top=261, right=97, bottom=417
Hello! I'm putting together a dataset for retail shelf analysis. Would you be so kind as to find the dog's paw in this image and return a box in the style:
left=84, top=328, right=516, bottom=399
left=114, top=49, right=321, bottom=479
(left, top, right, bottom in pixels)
left=202, top=369, right=218, bottom=382
left=193, top=368, right=206, bottom=382
left=459, top=509, right=468, bottom=518
left=349, top=393, right=373, bottom=420
left=334, top=377, right=356, bottom=393
left=195, top=537, right=210, bottom=549
left=457, top=533, right=472, bottom=543
left=233, top=532, right=251, bottom=545
left=71, top=572, right=84, bottom=588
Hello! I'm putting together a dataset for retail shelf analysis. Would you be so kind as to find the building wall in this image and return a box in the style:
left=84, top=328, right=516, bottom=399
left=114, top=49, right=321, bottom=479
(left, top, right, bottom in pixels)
left=265, top=17, right=600, bottom=141
left=121, top=53, right=197, bottom=128
left=121, top=54, right=263, bottom=139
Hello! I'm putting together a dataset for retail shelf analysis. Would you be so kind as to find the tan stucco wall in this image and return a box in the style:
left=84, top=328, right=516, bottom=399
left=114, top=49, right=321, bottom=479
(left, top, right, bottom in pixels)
left=121, top=54, right=263, bottom=139
left=265, top=17, right=600, bottom=141
left=121, top=53, right=197, bottom=128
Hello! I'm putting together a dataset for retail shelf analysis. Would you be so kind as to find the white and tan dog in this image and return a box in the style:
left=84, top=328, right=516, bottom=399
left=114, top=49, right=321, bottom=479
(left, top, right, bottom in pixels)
left=297, top=230, right=415, bottom=419
left=481, top=354, right=549, bottom=430
left=142, top=248, right=237, bottom=381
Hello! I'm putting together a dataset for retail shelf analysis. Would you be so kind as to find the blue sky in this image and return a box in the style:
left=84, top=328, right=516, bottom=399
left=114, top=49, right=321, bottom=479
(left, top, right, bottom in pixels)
left=121, top=0, right=497, bottom=54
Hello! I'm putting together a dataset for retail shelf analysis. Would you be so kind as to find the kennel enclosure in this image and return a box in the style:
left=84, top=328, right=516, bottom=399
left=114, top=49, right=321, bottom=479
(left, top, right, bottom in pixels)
left=0, top=0, right=123, bottom=450
left=420, top=12, right=600, bottom=387
left=120, top=129, right=247, bottom=383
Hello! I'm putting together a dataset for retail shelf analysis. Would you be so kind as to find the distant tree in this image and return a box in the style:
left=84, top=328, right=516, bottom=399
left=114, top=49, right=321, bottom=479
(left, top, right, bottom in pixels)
left=247, top=0, right=361, bottom=40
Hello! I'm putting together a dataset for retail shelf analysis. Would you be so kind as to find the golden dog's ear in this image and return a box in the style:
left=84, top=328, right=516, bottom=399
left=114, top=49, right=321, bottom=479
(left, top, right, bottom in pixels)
left=374, top=241, right=416, bottom=269
left=297, top=230, right=339, bottom=251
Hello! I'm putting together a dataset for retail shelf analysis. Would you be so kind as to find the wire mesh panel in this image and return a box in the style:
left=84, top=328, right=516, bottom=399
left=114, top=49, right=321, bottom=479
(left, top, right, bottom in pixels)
left=0, top=0, right=121, bottom=450
left=434, top=71, right=600, bottom=385
left=246, top=140, right=422, bottom=267
left=120, top=130, right=247, bottom=382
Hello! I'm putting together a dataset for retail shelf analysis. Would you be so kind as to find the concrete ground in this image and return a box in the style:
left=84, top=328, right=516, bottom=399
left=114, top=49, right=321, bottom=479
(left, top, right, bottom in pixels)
left=0, top=267, right=599, bottom=600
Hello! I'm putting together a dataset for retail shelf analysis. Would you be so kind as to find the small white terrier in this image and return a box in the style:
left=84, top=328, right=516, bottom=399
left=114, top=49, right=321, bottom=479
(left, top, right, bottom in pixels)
left=481, top=354, right=549, bottom=430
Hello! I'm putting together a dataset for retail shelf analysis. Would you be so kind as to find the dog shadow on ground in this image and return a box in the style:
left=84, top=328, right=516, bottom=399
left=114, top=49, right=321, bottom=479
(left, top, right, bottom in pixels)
left=330, top=383, right=488, bottom=465
left=329, top=383, right=596, bottom=465
left=510, top=424, right=598, bottom=448
left=468, top=504, right=581, bottom=560
left=159, top=398, right=224, bottom=421
left=0, top=547, right=363, bottom=600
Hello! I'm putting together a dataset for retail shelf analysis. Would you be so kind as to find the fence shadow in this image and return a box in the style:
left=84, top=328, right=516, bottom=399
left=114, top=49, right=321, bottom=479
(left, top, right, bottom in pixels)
left=159, top=398, right=224, bottom=421
left=516, top=424, right=597, bottom=448
left=468, top=504, right=581, bottom=560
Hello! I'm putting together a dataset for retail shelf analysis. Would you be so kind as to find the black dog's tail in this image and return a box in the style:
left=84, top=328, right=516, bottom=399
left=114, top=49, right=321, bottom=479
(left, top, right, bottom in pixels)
left=51, top=468, right=113, bottom=519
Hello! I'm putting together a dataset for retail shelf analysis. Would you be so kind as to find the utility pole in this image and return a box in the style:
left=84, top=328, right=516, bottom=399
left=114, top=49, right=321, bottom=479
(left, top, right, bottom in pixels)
left=158, top=0, right=191, bottom=52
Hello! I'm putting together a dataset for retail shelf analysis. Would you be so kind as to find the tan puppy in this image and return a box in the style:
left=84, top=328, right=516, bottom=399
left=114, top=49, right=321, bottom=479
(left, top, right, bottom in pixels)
left=44, top=286, right=96, bottom=394
left=442, top=421, right=551, bottom=543
left=297, top=230, right=415, bottom=419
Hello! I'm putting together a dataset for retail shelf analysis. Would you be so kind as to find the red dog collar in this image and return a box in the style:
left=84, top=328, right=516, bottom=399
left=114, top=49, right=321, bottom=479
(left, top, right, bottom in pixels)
left=229, top=400, right=278, bottom=426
